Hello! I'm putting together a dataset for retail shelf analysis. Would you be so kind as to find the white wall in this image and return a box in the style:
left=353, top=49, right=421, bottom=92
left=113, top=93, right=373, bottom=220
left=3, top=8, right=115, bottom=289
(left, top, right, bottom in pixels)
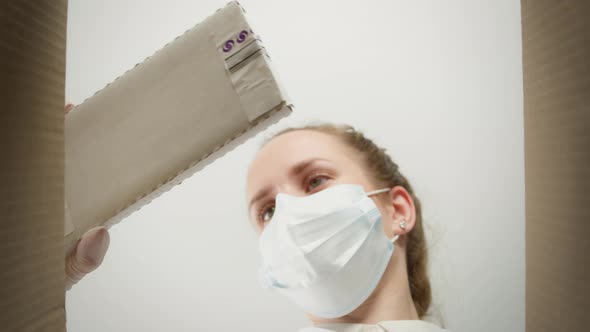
left=65, top=1, right=525, bottom=331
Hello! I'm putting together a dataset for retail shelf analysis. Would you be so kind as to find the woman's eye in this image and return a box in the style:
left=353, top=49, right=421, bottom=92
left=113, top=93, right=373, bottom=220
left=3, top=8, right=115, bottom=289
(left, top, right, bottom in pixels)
left=307, top=175, right=329, bottom=192
left=261, top=205, right=275, bottom=224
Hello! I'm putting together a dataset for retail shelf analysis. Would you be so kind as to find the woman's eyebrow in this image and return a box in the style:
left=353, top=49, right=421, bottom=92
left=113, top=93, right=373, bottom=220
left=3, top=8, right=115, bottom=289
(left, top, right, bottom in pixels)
left=289, top=158, right=331, bottom=177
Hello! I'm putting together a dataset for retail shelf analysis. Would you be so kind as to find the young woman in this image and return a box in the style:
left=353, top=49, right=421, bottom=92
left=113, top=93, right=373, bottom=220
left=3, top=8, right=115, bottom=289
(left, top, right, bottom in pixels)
left=66, top=115, right=447, bottom=331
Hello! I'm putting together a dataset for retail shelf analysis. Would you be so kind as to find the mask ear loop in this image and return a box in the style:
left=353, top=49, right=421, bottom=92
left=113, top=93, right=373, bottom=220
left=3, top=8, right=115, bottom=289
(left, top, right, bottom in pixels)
left=366, top=188, right=399, bottom=243
left=390, top=234, right=400, bottom=243
left=366, top=188, right=391, bottom=196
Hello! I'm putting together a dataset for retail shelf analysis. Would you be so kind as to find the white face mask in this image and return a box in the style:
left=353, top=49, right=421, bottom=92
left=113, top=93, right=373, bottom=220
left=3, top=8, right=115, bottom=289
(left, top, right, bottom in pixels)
left=257, top=184, right=398, bottom=318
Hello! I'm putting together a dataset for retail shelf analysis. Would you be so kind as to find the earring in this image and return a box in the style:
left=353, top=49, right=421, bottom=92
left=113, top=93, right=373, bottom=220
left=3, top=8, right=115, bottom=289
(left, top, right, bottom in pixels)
left=399, top=219, right=406, bottom=230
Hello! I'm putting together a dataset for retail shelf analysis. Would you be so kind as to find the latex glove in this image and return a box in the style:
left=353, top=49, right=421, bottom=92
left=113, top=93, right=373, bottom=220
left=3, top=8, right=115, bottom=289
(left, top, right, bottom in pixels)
left=64, top=103, right=111, bottom=290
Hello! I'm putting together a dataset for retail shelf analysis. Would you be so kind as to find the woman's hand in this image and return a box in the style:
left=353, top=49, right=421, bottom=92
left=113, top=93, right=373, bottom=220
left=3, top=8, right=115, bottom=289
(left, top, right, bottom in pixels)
left=64, top=103, right=111, bottom=290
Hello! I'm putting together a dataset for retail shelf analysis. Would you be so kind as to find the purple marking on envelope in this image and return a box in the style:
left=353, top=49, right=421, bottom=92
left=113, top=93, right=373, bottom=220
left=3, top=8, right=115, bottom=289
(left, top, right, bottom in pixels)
left=223, top=40, right=235, bottom=52
left=237, top=30, right=249, bottom=43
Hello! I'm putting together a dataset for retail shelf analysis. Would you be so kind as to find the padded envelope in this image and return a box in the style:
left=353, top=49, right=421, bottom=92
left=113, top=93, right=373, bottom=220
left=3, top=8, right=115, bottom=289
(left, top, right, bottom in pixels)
left=65, top=1, right=291, bottom=254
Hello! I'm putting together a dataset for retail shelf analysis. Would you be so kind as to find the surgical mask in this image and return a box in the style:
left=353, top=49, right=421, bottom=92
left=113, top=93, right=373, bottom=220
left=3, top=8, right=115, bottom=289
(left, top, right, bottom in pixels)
left=257, top=183, right=399, bottom=318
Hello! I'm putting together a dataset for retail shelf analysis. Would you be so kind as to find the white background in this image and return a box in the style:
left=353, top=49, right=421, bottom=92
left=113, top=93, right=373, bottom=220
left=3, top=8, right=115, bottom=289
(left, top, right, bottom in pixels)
left=65, top=1, right=525, bottom=331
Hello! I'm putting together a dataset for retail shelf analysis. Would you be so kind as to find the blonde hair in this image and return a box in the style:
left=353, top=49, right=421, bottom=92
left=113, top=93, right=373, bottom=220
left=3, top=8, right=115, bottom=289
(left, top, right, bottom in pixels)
left=268, top=123, right=432, bottom=317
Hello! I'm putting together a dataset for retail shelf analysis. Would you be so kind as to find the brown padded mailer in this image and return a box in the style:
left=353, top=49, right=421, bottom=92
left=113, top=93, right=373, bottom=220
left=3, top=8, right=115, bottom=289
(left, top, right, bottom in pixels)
left=64, top=1, right=291, bottom=255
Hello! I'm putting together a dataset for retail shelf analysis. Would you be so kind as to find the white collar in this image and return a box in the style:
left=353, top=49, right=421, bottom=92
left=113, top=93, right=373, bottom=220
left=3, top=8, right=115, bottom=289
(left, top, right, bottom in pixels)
left=299, top=320, right=448, bottom=332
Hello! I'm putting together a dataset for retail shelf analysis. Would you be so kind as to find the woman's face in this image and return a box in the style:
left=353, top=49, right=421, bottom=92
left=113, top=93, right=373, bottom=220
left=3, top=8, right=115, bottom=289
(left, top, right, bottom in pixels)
left=246, top=129, right=417, bottom=323
left=246, top=130, right=387, bottom=234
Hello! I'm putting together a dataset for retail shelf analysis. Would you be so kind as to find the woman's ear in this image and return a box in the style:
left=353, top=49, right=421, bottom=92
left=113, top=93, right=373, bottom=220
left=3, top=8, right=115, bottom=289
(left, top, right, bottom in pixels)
left=388, top=185, right=416, bottom=237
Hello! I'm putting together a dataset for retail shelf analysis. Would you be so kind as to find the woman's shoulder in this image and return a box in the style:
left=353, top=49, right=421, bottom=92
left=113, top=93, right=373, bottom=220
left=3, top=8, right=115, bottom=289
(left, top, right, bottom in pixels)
left=298, top=320, right=449, bottom=332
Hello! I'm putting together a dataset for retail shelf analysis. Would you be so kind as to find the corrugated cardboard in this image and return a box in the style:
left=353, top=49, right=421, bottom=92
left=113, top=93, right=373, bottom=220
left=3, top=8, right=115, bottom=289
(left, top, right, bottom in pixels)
left=521, top=1, right=590, bottom=331
left=0, top=1, right=68, bottom=331
left=64, top=1, right=291, bottom=255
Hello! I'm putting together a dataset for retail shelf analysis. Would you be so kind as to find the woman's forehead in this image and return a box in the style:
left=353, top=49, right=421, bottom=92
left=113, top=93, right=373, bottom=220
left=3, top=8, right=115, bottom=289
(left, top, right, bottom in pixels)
left=265, top=130, right=347, bottom=159
left=246, top=130, right=354, bottom=190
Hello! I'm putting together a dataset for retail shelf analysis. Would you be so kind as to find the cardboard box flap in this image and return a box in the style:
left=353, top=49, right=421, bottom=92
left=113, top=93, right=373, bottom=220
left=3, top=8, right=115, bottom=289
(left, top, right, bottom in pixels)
left=0, top=0, right=67, bottom=330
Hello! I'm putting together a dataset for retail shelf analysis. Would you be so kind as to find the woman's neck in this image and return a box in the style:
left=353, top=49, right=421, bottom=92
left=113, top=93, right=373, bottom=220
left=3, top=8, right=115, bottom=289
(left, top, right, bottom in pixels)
left=311, top=253, right=419, bottom=325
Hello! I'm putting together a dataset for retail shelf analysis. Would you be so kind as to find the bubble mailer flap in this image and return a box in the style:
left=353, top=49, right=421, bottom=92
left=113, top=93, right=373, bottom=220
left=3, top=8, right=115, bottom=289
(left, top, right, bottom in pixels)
left=65, top=1, right=291, bottom=254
